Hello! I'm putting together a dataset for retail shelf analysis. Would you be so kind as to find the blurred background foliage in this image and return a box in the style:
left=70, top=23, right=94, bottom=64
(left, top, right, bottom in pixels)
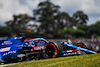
left=0, top=0, right=100, bottom=38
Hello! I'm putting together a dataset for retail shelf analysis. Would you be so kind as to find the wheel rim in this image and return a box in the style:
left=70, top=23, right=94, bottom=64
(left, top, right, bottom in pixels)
left=43, top=42, right=57, bottom=59
left=45, top=45, right=55, bottom=58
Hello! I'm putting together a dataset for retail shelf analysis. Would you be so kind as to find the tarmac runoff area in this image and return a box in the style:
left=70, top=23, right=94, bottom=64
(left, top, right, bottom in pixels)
left=0, top=63, right=16, bottom=67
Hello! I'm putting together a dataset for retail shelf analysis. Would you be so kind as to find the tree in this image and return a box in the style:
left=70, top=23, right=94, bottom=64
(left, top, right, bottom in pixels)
left=6, top=14, right=34, bottom=34
left=72, top=29, right=85, bottom=37
left=54, top=12, right=73, bottom=29
left=72, top=11, right=88, bottom=25
left=54, top=12, right=73, bottom=37
left=33, top=0, right=60, bottom=36
left=0, top=26, right=12, bottom=37
left=59, top=28, right=85, bottom=38
left=88, top=21, right=100, bottom=36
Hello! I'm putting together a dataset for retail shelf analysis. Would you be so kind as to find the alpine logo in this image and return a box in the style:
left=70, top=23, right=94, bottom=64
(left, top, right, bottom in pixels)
left=2, top=50, right=16, bottom=56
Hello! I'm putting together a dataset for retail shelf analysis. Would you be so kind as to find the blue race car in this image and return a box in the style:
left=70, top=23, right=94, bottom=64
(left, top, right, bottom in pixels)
left=0, top=36, right=97, bottom=63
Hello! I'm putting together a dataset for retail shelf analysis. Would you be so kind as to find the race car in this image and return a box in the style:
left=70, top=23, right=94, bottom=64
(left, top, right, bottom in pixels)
left=0, top=36, right=97, bottom=63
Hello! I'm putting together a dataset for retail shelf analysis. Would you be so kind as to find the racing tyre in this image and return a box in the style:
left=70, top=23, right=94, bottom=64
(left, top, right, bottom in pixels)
left=43, top=42, right=63, bottom=59
left=76, top=43, right=87, bottom=55
left=76, top=41, right=93, bottom=54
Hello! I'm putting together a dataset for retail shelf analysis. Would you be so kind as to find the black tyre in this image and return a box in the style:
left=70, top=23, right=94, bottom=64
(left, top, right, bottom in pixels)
left=76, top=41, right=93, bottom=54
left=43, top=42, right=63, bottom=59
left=77, top=41, right=93, bottom=50
left=76, top=43, right=87, bottom=55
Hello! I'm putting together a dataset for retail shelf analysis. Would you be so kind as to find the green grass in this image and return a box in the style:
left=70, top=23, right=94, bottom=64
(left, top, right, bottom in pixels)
left=7, top=53, right=100, bottom=67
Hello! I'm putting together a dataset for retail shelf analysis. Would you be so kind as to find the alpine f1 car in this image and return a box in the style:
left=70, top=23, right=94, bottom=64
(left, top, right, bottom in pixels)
left=0, top=36, right=97, bottom=63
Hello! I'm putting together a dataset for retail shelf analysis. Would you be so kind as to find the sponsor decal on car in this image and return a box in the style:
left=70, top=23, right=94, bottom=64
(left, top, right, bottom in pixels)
left=63, top=52, right=77, bottom=56
left=34, top=46, right=44, bottom=50
left=2, top=50, right=16, bottom=56
left=2, top=41, right=12, bottom=45
left=0, top=47, right=11, bottom=52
